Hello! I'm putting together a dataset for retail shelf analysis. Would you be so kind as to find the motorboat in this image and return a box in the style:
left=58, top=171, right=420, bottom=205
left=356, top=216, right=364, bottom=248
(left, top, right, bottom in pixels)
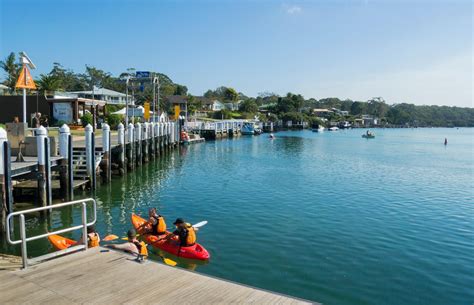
left=362, top=130, right=375, bottom=138
left=241, top=122, right=255, bottom=135
left=328, top=127, right=339, bottom=131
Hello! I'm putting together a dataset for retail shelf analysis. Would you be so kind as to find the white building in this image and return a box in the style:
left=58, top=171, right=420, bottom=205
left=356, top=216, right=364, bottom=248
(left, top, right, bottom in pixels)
left=57, top=86, right=133, bottom=105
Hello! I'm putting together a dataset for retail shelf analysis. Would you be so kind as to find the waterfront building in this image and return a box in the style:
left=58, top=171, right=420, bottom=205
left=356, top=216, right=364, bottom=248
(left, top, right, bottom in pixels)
left=56, top=86, right=132, bottom=105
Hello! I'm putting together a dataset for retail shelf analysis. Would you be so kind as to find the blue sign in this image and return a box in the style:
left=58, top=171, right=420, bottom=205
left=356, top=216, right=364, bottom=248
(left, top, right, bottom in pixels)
left=136, top=71, right=150, bottom=78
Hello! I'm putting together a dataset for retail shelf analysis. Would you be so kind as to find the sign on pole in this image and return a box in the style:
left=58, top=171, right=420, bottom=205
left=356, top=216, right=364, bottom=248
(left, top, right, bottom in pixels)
left=15, top=65, right=36, bottom=89
left=174, top=105, right=180, bottom=121
left=135, top=71, right=150, bottom=79
left=144, top=102, right=150, bottom=121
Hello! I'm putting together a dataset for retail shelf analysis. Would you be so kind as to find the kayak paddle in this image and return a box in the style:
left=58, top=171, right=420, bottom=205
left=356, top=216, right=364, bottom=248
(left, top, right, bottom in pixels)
left=103, top=234, right=119, bottom=241
left=192, top=221, right=208, bottom=229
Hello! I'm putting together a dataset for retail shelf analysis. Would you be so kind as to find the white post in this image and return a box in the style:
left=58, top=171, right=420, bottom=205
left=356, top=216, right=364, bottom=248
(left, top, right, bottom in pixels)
left=23, top=88, right=27, bottom=124
left=118, top=123, right=125, bottom=146
left=36, top=126, right=47, bottom=166
left=59, top=124, right=70, bottom=159
left=117, top=123, right=125, bottom=170
left=102, top=123, right=110, bottom=153
left=143, top=122, right=149, bottom=140
left=85, top=124, right=93, bottom=180
left=36, top=126, right=48, bottom=207
left=128, top=123, right=134, bottom=143
left=135, top=122, right=141, bottom=143
left=127, top=123, right=134, bottom=170
left=0, top=128, right=7, bottom=175
left=170, top=122, right=175, bottom=144
left=135, top=122, right=141, bottom=164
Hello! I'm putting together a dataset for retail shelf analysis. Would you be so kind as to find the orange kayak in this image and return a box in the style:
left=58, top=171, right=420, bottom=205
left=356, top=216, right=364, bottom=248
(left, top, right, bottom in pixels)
left=48, top=234, right=77, bottom=250
left=131, top=213, right=210, bottom=261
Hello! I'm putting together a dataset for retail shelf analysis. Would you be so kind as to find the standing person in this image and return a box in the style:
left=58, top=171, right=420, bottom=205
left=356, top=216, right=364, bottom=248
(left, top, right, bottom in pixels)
left=167, top=218, right=197, bottom=247
left=106, top=229, right=148, bottom=257
left=444, top=138, right=448, bottom=145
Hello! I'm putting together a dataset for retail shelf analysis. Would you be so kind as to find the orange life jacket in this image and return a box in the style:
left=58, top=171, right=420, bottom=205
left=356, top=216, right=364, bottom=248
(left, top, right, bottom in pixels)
left=184, top=223, right=196, bottom=246
left=88, top=233, right=99, bottom=248
left=151, top=215, right=167, bottom=235
left=133, top=240, right=148, bottom=257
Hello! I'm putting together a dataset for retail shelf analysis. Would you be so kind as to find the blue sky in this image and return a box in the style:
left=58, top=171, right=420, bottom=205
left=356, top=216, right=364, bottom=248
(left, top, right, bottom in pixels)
left=1, top=0, right=472, bottom=107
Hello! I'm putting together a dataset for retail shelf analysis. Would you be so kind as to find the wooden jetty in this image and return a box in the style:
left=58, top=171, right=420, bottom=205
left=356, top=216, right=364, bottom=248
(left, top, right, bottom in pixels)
left=0, top=247, right=314, bottom=304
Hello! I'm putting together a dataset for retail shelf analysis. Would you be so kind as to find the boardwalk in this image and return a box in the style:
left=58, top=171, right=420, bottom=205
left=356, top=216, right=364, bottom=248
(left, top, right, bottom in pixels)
left=0, top=247, right=315, bottom=304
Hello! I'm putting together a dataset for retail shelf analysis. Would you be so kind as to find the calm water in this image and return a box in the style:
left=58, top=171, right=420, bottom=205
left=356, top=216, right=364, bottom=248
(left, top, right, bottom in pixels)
left=3, top=128, right=474, bottom=305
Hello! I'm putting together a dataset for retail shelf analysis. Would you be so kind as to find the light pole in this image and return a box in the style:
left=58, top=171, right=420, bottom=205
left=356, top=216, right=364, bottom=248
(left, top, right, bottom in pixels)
left=152, top=76, right=158, bottom=122
left=125, top=76, right=130, bottom=128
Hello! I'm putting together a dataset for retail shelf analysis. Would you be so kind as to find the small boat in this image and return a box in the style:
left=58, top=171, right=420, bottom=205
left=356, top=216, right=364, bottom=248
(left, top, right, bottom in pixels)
left=328, top=127, right=339, bottom=131
left=48, top=234, right=77, bottom=250
left=131, top=214, right=210, bottom=261
left=241, top=122, right=255, bottom=135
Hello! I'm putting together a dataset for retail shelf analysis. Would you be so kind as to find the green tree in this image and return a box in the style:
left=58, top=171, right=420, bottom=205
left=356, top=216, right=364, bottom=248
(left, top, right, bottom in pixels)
left=36, top=74, right=61, bottom=93
left=0, top=52, right=20, bottom=92
left=224, top=87, right=238, bottom=102
left=239, top=99, right=258, bottom=113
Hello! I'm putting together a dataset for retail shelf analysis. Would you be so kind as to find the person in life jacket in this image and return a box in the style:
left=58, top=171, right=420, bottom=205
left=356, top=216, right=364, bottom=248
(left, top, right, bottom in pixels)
left=147, top=208, right=167, bottom=236
left=87, top=225, right=100, bottom=248
left=180, top=130, right=190, bottom=142
left=107, top=229, right=148, bottom=258
left=168, top=218, right=197, bottom=247
left=78, top=225, right=100, bottom=248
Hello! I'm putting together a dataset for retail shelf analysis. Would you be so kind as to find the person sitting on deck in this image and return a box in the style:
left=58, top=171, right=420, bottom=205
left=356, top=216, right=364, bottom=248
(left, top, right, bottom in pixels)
left=166, top=218, right=197, bottom=247
left=78, top=225, right=101, bottom=248
left=147, top=208, right=167, bottom=236
left=106, top=229, right=148, bottom=258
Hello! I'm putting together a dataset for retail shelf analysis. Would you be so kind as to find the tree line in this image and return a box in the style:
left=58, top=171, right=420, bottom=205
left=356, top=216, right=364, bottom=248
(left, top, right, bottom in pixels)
left=1, top=52, right=472, bottom=127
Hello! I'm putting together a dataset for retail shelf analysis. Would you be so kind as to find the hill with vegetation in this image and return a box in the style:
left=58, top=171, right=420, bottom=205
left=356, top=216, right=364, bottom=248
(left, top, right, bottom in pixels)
left=1, top=52, right=472, bottom=127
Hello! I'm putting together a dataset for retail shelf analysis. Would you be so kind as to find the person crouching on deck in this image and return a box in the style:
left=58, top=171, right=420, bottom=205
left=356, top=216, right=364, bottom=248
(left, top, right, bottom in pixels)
left=107, top=229, right=148, bottom=258
left=166, top=218, right=197, bottom=247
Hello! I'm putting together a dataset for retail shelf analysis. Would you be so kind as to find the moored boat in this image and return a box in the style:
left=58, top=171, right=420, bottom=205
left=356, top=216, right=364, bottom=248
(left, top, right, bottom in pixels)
left=241, top=122, right=255, bottom=135
left=131, top=214, right=210, bottom=261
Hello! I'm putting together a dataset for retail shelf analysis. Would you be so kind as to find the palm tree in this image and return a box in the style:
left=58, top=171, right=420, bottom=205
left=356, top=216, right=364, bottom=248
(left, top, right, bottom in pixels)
left=0, top=52, right=20, bottom=93
left=36, top=74, right=61, bottom=94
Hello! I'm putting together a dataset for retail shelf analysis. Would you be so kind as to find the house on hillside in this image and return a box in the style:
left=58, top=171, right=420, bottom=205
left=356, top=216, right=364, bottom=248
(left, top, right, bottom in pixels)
left=331, top=108, right=349, bottom=116
left=361, top=115, right=379, bottom=127
left=165, top=95, right=225, bottom=117
left=312, top=108, right=333, bottom=117
left=224, top=100, right=242, bottom=111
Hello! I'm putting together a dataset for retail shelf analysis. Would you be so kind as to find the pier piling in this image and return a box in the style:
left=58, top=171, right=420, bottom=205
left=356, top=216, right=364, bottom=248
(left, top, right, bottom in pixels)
left=117, top=123, right=125, bottom=175
left=36, top=126, right=47, bottom=208
left=0, top=128, right=12, bottom=236
left=58, top=125, right=71, bottom=201
left=85, top=124, right=95, bottom=190
left=127, top=123, right=134, bottom=171
left=135, top=123, right=142, bottom=167
left=143, top=122, right=149, bottom=163
left=101, top=123, right=111, bottom=182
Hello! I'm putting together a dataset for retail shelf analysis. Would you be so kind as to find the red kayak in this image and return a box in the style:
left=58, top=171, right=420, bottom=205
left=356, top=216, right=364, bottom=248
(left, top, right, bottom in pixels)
left=131, top=213, right=210, bottom=261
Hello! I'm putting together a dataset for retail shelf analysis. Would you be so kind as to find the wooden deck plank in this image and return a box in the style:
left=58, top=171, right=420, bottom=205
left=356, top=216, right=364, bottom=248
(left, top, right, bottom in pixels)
left=0, top=248, right=315, bottom=304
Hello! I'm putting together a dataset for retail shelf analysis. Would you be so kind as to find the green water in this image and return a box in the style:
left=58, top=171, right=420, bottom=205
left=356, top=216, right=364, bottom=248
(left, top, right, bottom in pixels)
left=2, top=128, right=473, bottom=305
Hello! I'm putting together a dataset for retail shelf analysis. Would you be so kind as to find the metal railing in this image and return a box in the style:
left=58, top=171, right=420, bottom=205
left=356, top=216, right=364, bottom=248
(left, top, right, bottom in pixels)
left=6, top=198, right=97, bottom=269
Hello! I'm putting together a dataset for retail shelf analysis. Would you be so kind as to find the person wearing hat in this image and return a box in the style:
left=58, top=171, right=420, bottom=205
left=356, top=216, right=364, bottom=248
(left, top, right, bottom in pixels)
left=166, top=218, right=197, bottom=247
left=106, top=229, right=148, bottom=257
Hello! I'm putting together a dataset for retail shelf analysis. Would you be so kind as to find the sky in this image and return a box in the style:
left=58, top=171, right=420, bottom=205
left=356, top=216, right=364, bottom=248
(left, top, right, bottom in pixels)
left=0, top=0, right=472, bottom=107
